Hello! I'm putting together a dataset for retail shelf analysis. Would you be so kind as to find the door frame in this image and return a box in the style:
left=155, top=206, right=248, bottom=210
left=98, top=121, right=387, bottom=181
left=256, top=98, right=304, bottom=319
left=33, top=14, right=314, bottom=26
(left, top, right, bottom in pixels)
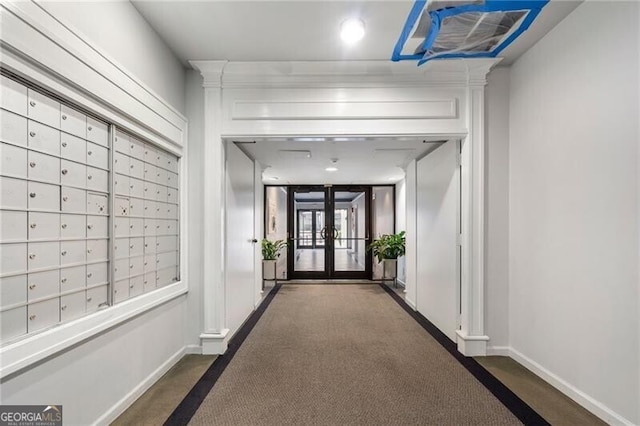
left=296, top=209, right=324, bottom=249
left=286, top=185, right=328, bottom=279
left=286, top=185, right=373, bottom=280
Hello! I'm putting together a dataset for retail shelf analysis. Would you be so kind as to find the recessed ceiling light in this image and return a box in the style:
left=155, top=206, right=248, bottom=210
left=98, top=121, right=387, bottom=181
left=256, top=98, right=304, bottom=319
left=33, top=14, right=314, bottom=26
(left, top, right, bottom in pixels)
left=325, top=167, right=338, bottom=172
left=340, top=18, right=365, bottom=44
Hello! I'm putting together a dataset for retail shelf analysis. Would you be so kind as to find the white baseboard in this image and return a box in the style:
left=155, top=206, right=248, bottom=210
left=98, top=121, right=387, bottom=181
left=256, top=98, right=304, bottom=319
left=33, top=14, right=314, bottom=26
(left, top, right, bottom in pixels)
left=184, top=344, right=202, bottom=355
left=485, top=346, right=510, bottom=356
left=508, top=347, right=635, bottom=426
left=201, top=329, right=230, bottom=354
left=455, top=330, right=489, bottom=356
left=404, top=297, right=417, bottom=310
left=95, top=346, right=186, bottom=425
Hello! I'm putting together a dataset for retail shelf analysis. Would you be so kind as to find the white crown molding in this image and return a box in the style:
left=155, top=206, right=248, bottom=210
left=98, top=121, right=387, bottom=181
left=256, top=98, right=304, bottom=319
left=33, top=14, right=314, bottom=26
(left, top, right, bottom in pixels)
left=189, top=59, right=501, bottom=89
left=190, top=60, right=228, bottom=88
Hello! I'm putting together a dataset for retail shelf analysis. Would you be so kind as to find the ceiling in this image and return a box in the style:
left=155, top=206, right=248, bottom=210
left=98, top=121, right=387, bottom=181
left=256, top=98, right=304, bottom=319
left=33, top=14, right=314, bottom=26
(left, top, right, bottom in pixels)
left=132, top=0, right=581, bottom=66
left=234, top=136, right=448, bottom=184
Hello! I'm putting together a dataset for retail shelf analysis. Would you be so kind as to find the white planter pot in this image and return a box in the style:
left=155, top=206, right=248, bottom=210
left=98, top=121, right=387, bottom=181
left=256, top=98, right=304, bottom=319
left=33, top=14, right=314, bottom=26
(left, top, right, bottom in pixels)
left=382, top=258, right=398, bottom=279
left=262, top=259, right=277, bottom=280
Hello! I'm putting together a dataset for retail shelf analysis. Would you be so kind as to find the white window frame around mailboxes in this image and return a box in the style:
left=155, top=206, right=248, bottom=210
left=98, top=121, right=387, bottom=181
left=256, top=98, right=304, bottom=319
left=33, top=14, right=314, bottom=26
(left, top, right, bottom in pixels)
left=0, top=2, right=188, bottom=378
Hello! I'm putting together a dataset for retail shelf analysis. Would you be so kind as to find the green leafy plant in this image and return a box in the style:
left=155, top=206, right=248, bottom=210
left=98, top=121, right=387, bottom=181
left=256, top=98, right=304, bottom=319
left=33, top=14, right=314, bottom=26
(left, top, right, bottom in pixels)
left=261, top=239, right=288, bottom=260
left=367, top=231, right=406, bottom=263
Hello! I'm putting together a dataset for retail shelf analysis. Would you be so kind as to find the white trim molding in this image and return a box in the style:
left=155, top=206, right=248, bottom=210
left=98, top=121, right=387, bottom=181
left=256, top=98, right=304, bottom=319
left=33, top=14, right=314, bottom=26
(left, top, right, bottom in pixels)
left=456, top=84, right=490, bottom=356
left=95, top=346, right=186, bottom=426
left=200, top=329, right=230, bottom=355
left=455, top=330, right=489, bottom=357
left=485, top=346, right=510, bottom=356
left=504, top=348, right=636, bottom=426
left=184, top=344, right=203, bottom=355
left=0, top=283, right=188, bottom=378
left=219, top=60, right=499, bottom=89
left=190, top=61, right=228, bottom=354
left=404, top=297, right=417, bottom=311
left=191, top=59, right=499, bottom=359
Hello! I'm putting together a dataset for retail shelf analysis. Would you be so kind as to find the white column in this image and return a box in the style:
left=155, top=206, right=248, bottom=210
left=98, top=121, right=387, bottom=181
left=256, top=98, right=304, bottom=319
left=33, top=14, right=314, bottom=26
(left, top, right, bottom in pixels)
left=456, top=80, right=490, bottom=356
left=190, top=60, right=229, bottom=354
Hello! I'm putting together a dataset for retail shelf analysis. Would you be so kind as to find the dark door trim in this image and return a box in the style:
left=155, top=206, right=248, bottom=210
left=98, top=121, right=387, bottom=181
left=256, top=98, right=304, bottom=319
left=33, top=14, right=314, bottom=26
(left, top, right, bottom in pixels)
left=287, top=186, right=329, bottom=279
left=287, top=185, right=372, bottom=280
left=296, top=209, right=324, bottom=249
left=328, top=185, right=372, bottom=280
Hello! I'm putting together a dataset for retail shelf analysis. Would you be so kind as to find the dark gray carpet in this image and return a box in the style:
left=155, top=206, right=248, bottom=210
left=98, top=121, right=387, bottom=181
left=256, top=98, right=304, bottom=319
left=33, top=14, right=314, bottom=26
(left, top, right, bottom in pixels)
left=189, top=284, right=521, bottom=425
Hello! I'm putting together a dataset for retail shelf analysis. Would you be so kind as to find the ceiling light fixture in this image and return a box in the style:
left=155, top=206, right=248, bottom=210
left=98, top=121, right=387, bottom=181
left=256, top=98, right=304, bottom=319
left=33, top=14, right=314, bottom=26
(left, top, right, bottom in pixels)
left=340, top=18, right=365, bottom=44
left=325, top=167, right=338, bottom=172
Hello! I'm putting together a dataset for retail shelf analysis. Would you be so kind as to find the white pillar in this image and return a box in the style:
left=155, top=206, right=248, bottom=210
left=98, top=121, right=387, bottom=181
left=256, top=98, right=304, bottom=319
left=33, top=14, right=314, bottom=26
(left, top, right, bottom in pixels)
left=456, top=80, right=490, bottom=356
left=190, top=60, right=229, bottom=354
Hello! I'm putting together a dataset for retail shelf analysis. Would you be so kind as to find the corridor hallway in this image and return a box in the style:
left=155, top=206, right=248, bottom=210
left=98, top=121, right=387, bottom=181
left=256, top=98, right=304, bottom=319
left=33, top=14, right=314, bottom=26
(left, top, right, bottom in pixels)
left=114, top=284, right=605, bottom=426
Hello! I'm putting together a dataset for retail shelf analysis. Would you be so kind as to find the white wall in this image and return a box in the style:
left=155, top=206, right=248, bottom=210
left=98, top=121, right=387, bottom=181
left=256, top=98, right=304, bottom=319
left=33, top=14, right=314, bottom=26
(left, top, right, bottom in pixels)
left=416, top=142, right=460, bottom=341
left=484, top=67, right=510, bottom=351
left=0, top=297, right=187, bottom=425
left=372, top=187, right=395, bottom=279
left=225, top=143, right=256, bottom=337
left=508, top=2, right=639, bottom=423
left=265, top=186, right=288, bottom=279
left=395, top=179, right=407, bottom=285
left=185, top=70, right=205, bottom=347
left=38, top=1, right=186, bottom=113
left=404, top=160, right=418, bottom=309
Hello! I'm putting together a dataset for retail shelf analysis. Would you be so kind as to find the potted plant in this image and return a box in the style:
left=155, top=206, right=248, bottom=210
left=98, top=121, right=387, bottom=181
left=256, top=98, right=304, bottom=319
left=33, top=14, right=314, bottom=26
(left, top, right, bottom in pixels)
left=367, top=231, right=406, bottom=281
left=261, top=239, right=287, bottom=280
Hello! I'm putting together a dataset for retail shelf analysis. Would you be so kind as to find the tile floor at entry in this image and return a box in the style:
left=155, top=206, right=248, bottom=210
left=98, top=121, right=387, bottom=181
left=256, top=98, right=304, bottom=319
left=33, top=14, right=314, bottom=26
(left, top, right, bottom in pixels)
left=294, top=248, right=365, bottom=272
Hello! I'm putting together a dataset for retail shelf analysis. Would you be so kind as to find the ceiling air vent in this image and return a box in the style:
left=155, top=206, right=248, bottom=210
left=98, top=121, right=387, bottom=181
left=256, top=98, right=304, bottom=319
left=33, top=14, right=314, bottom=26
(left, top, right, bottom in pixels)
left=277, top=150, right=312, bottom=159
left=392, top=0, right=549, bottom=65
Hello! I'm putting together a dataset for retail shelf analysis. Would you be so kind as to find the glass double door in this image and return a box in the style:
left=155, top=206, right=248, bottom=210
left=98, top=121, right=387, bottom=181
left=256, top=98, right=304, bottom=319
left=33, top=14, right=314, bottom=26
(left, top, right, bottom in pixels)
left=288, top=186, right=372, bottom=279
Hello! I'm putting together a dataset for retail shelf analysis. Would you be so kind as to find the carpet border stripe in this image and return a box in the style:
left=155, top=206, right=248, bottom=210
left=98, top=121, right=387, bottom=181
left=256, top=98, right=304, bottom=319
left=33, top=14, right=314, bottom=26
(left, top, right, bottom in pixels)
left=379, top=283, right=550, bottom=426
left=164, top=284, right=282, bottom=426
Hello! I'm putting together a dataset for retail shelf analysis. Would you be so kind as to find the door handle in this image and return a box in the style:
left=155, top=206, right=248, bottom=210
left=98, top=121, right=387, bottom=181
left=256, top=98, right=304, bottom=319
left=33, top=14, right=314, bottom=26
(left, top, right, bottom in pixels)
left=320, top=227, right=327, bottom=239
left=250, top=238, right=258, bottom=243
